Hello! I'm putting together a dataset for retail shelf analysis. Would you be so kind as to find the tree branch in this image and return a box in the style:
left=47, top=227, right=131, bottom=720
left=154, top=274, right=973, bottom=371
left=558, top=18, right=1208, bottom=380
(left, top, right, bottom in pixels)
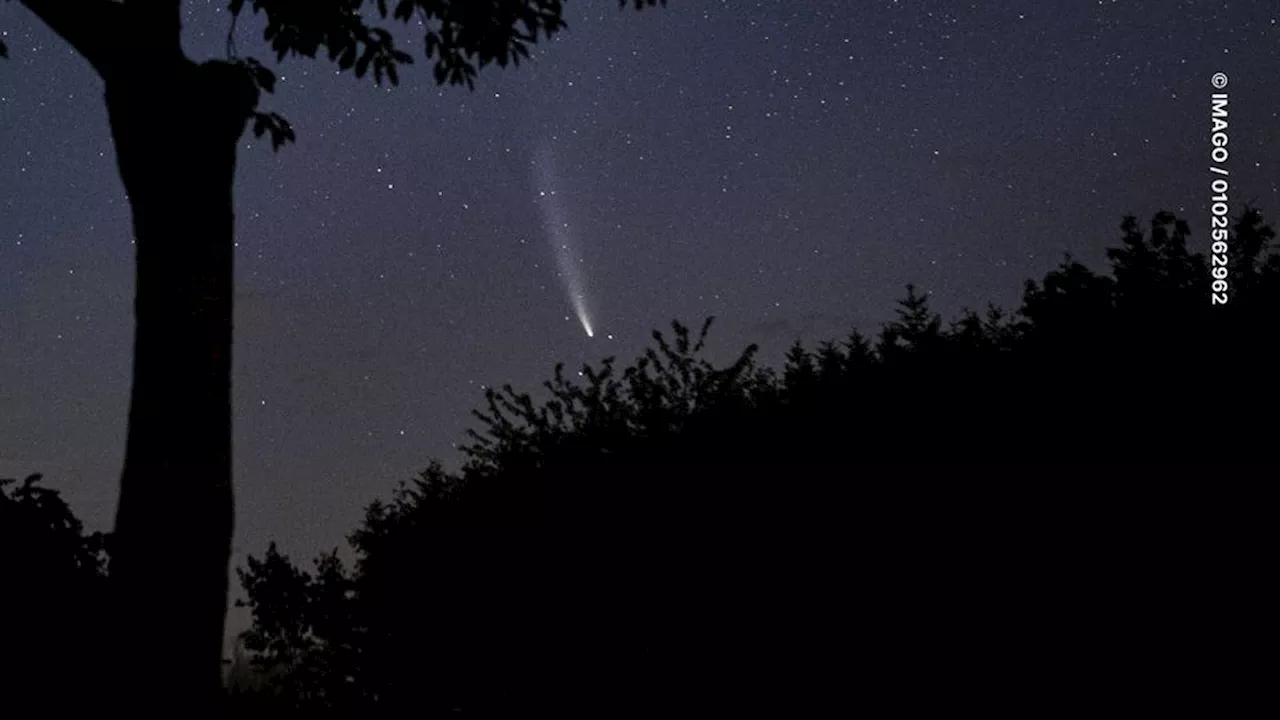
left=17, top=0, right=125, bottom=76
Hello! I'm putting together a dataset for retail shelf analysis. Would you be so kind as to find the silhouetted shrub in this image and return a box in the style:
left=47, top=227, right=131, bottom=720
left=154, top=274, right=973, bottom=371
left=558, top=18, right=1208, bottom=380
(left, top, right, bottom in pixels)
left=0, top=474, right=113, bottom=710
left=236, top=207, right=1280, bottom=715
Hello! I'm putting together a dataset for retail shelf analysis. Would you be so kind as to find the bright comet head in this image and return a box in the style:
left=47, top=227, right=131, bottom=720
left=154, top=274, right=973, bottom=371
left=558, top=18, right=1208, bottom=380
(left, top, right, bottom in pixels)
left=577, top=308, right=594, bottom=337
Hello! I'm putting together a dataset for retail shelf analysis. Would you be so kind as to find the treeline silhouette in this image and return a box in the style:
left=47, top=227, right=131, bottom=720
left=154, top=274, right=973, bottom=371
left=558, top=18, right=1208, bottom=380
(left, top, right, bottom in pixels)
left=7, top=208, right=1275, bottom=715
left=228, top=207, right=1280, bottom=715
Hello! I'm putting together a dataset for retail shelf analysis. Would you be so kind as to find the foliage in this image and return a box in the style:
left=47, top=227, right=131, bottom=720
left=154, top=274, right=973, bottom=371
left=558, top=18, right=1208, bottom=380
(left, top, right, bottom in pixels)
left=233, top=542, right=362, bottom=711
left=7, top=207, right=1268, bottom=711
left=1, top=473, right=110, bottom=578
left=0, top=474, right=113, bottom=709
left=233, top=206, right=1280, bottom=713
left=2, top=0, right=666, bottom=152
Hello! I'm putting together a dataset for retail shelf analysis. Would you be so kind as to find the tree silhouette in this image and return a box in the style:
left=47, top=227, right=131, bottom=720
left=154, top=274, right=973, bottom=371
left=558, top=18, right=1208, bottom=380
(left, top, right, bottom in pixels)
left=2, top=0, right=666, bottom=708
left=235, top=206, right=1279, bottom=712
left=231, top=542, right=361, bottom=713
left=0, top=474, right=113, bottom=711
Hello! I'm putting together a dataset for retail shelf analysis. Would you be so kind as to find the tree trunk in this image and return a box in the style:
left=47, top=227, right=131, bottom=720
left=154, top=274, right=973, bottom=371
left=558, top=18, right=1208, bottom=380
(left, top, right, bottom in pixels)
left=103, top=58, right=256, bottom=711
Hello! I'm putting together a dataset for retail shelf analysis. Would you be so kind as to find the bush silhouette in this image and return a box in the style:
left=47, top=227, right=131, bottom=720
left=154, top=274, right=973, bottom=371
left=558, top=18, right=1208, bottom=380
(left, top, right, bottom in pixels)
left=10, top=207, right=1275, bottom=714
left=1, top=474, right=113, bottom=710
left=234, top=207, right=1280, bottom=715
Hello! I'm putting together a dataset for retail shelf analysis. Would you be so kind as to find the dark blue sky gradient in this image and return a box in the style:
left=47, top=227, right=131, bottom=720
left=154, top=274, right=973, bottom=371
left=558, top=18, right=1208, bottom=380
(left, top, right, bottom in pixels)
left=1, top=0, right=1277, bottom=645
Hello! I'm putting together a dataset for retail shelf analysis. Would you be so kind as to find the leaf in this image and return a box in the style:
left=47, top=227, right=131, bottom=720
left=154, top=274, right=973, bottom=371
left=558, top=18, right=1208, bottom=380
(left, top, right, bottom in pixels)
left=338, top=44, right=356, bottom=70
left=243, top=58, right=275, bottom=93
left=273, top=114, right=294, bottom=149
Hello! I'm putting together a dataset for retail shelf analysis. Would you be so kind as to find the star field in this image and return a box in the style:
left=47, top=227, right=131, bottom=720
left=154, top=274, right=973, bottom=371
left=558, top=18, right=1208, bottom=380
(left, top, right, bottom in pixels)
left=2, top=0, right=1279, bottom=648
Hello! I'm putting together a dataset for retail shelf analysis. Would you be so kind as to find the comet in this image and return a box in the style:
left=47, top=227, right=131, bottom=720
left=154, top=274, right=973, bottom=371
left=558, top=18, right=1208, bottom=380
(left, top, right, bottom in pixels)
left=532, top=140, right=595, bottom=338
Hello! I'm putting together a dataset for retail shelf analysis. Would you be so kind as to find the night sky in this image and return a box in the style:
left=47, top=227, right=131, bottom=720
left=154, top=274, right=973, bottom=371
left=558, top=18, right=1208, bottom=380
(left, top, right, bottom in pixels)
left=2, top=1, right=1278, bottom=647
